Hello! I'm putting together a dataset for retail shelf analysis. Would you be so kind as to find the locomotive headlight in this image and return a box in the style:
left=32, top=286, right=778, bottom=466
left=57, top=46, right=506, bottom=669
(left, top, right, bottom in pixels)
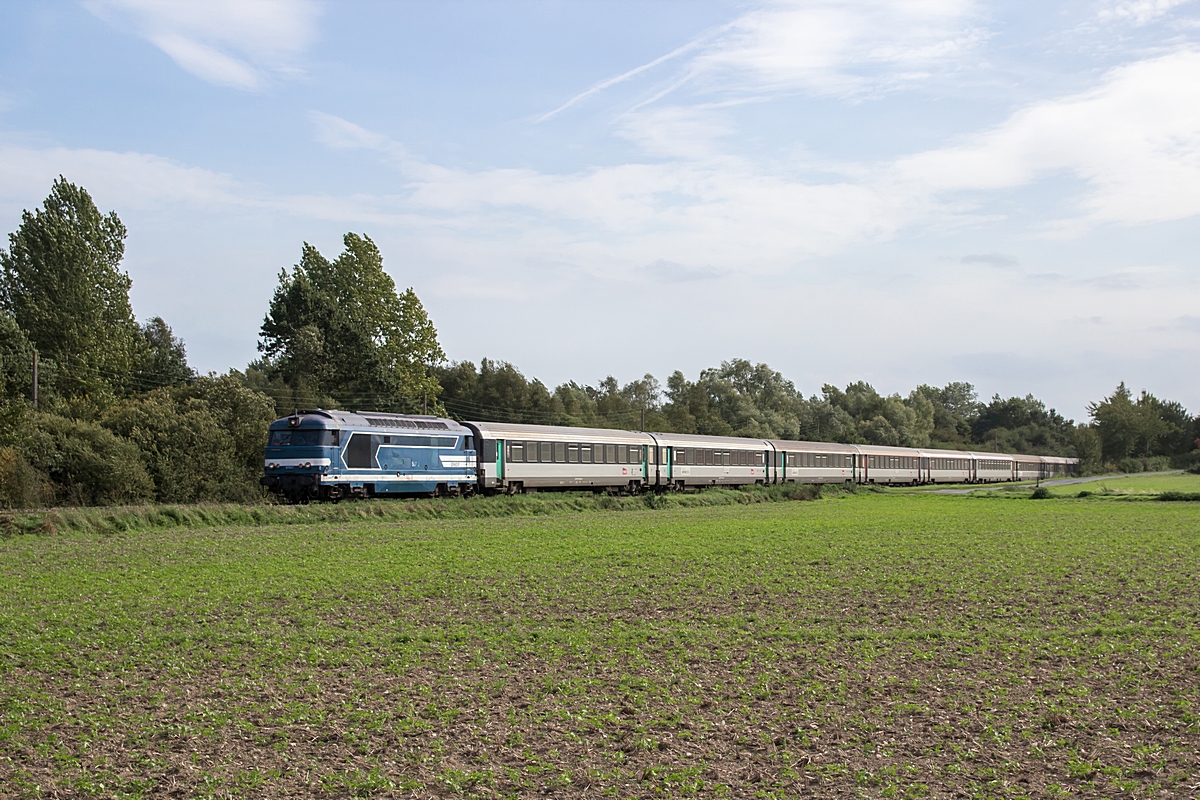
left=304, top=461, right=312, bottom=468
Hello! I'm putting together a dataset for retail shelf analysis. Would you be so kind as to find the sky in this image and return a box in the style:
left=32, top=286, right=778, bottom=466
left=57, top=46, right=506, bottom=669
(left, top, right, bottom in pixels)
left=0, top=0, right=1198, bottom=422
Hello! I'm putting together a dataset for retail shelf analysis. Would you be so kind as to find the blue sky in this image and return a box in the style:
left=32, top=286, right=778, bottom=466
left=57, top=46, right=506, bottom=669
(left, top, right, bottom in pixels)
left=1, top=0, right=1198, bottom=420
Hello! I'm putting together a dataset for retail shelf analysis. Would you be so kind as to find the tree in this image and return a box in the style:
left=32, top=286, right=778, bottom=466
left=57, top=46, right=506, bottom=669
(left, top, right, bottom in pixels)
left=435, top=358, right=561, bottom=424
left=1088, top=383, right=1193, bottom=462
left=257, top=234, right=444, bottom=412
left=136, top=316, right=195, bottom=390
left=972, top=394, right=1074, bottom=455
left=0, top=178, right=142, bottom=401
left=912, top=382, right=979, bottom=446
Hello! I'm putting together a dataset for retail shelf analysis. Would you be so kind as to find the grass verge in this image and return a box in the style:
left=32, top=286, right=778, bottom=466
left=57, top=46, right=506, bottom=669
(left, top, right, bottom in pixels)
left=0, top=482, right=834, bottom=537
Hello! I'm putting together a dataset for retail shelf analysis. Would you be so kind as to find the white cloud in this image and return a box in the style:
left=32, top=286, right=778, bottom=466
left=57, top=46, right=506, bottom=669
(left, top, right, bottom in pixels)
left=1098, top=0, right=1195, bottom=25
left=691, top=0, right=984, bottom=97
left=894, top=48, right=1200, bottom=228
left=0, top=144, right=250, bottom=210
left=539, top=0, right=985, bottom=119
left=86, top=0, right=320, bottom=90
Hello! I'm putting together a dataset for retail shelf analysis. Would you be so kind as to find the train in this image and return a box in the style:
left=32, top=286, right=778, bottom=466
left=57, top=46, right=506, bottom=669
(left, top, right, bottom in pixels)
left=260, top=410, right=1079, bottom=502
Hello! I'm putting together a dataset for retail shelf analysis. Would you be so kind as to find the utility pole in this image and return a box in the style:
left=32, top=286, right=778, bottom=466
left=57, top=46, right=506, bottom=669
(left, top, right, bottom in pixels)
left=641, top=407, right=645, bottom=432
left=423, top=391, right=427, bottom=415
left=31, top=350, right=37, bottom=409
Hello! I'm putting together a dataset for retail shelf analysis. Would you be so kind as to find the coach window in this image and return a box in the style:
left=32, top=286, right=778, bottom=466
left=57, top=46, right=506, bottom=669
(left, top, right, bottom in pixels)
left=539, top=442, right=551, bottom=462
left=604, top=444, right=615, bottom=464
left=646, top=447, right=655, bottom=465
left=554, top=442, right=566, bottom=462
left=615, top=445, right=626, bottom=464
left=580, top=444, right=592, bottom=463
left=511, top=443, right=524, bottom=462
left=568, top=444, right=579, bottom=463
left=631, top=446, right=642, bottom=463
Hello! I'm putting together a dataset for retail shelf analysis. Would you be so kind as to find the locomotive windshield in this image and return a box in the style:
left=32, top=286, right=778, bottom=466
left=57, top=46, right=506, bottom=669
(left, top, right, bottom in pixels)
left=269, top=429, right=337, bottom=447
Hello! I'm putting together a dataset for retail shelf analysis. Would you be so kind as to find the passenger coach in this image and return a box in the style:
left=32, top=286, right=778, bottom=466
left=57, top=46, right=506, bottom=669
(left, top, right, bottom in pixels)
left=646, top=432, right=771, bottom=490
left=464, top=422, right=654, bottom=494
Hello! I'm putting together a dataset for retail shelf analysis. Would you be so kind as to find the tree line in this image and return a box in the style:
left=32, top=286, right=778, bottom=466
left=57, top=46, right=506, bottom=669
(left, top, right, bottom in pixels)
left=0, top=179, right=1195, bottom=507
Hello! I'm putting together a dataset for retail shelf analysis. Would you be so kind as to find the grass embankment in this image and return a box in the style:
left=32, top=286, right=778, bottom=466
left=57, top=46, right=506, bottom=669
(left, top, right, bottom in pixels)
left=910, top=472, right=1200, bottom=501
left=0, top=483, right=828, bottom=537
left=1042, top=472, right=1200, bottom=500
left=2, top=493, right=1198, bottom=798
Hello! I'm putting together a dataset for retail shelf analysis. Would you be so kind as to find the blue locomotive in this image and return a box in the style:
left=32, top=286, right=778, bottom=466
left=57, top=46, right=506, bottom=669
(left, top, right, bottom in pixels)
left=259, top=410, right=477, bottom=502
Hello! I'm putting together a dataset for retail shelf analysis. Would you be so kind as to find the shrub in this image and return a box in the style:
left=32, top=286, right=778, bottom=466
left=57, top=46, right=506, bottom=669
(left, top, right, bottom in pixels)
left=0, top=446, right=53, bottom=508
left=19, top=412, right=153, bottom=505
left=1158, top=492, right=1200, bottom=502
left=102, top=374, right=276, bottom=503
left=1030, top=486, right=1052, bottom=500
left=1116, top=456, right=1172, bottom=474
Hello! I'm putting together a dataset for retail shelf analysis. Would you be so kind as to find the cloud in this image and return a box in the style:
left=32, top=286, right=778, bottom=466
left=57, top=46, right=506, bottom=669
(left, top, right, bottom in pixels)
left=615, top=105, right=736, bottom=160
left=86, top=0, right=320, bottom=90
left=1098, top=0, right=1195, bottom=25
left=0, top=144, right=250, bottom=210
left=537, top=39, right=705, bottom=122
left=537, top=0, right=984, bottom=119
left=961, top=253, right=1018, bottom=268
left=894, top=47, right=1200, bottom=228
left=690, top=0, right=984, bottom=97
left=308, top=111, right=414, bottom=164
left=642, top=259, right=726, bottom=283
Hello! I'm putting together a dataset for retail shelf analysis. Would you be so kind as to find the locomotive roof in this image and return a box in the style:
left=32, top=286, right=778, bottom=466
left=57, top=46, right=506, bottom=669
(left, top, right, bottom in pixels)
left=268, top=409, right=469, bottom=433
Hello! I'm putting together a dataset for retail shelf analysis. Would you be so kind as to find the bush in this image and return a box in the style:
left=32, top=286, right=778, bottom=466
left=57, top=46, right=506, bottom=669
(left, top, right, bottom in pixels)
left=1116, top=456, right=1172, bottom=474
left=1170, top=451, right=1200, bottom=474
left=0, top=446, right=53, bottom=508
left=102, top=374, right=276, bottom=503
left=18, top=412, right=153, bottom=505
left=1158, top=492, right=1200, bottom=502
left=1030, top=486, right=1052, bottom=499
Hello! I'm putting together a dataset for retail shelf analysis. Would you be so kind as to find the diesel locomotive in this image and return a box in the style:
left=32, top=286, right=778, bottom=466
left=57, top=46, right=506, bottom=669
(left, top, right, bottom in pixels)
left=260, top=409, right=477, bottom=502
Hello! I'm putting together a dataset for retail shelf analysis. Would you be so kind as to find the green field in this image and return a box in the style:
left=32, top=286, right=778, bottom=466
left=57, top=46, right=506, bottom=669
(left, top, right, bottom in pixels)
left=2, top=493, right=1199, bottom=798
left=1043, top=472, right=1200, bottom=498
